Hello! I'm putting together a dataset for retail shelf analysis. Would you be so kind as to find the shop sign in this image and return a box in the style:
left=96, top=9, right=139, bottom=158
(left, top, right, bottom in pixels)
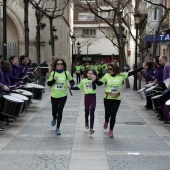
left=145, top=34, right=170, bottom=44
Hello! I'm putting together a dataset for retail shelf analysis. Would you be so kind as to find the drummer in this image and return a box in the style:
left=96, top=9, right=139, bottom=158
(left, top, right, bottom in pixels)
left=1, top=61, right=11, bottom=88
left=9, top=56, right=20, bottom=86
left=157, top=56, right=170, bottom=122
left=19, top=55, right=29, bottom=83
left=0, top=55, right=9, bottom=131
left=143, top=62, right=155, bottom=110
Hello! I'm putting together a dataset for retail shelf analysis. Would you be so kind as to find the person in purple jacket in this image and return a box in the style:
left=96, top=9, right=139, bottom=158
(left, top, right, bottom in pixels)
left=18, top=55, right=29, bottom=78
left=153, top=57, right=164, bottom=89
left=0, top=55, right=9, bottom=131
left=157, top=56, right=170, bottom=122
left=8, top=56, right=20, bottom=86
left=1, top=61, right=11, bottom=87
left=143, top=62, right=155, bottom=109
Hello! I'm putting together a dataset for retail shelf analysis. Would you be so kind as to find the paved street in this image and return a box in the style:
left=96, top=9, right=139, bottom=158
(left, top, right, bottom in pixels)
left=1, top=77, right=170, bottom=170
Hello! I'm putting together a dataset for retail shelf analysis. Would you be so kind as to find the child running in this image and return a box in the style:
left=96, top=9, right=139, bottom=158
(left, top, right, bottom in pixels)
left=71, top=68, right=97, bottom=135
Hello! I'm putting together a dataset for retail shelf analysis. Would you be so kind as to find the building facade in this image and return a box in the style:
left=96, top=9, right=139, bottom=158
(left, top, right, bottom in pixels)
left=73, top=0, right=134, bottom=67
left=0, top=0, right=73, bottom=70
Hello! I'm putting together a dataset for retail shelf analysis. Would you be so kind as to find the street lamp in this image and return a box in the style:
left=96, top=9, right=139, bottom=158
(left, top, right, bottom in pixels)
left=71, top=34, right=76, bottom=77
left=77, top=42, right=80, bottom=59
left=133, top=11, right=141, bottom=90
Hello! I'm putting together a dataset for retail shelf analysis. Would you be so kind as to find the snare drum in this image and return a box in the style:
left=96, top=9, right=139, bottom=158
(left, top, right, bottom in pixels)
left=23, top=83, right=44, bottom=100
left=10, top=93, right=28, bottom=111
left=2, top=95, right=24, bottom=117
left=145, top=86, right=157, bottom=96
left=151, top=94, right=162, bottom=109
left=137, top=88, right=146, bottom=100
left=12, top=89, right=33, bottom=106
left=165, top=99, right=170, bottom=112
left=145, top=82, right=155, bottom=88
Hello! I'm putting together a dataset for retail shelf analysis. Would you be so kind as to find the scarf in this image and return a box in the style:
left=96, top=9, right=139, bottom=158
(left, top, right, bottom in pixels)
left=55, top=69, right=64, bottom=73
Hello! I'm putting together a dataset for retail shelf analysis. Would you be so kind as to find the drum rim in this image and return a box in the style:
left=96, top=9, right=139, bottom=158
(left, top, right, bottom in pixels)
left=3, top=95, right=24, bottom=103
left=151, top=94, right=163, bottom=99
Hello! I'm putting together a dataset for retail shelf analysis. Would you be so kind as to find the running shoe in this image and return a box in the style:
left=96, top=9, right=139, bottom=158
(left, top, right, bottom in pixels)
left=51, top=119, right=56, bottom=126
left=89, top=129, right=95, bottom=135
left=109, top=130, right=114, bottom=138
left=56, top=128, right=61, bottom=135
left=85, top=122, right=89, bottom=129
left=0, top=126, right=4, bottom=131
left=103, top=122, right=108, bottom=129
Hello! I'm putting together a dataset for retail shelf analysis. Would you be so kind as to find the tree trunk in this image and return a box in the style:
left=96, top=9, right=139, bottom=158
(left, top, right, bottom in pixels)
left=49, top=18, right=55, bottom=58
left=24, top=0, right=29, bottom=57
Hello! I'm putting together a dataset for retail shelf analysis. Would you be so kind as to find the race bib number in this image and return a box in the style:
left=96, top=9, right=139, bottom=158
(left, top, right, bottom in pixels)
left=85, top=83, right=92, bottom=90
left=55, top=83, right=64, bottom=90
left=110, top=86, right=119, bottom=93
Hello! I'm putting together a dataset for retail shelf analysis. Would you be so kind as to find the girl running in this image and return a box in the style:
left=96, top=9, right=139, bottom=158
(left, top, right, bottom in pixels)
left=94, top=62, right=146, bottom=138
left=71, top=68, right=97, bottom=135
left=47, top=59, right=75, bottom=135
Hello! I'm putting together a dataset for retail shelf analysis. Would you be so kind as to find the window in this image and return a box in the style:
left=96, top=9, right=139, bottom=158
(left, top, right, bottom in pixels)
left=153, top=8, right=158, bottom=20
left=78, top=13, right=95, bottom=21
left=82, top=29, right=96, bottom=37
left=105, top=28, right=114, bottom=37
left=99, top=11, right=115, bottom=18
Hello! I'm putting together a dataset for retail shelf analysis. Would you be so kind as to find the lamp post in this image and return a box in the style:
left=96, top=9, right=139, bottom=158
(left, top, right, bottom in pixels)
left=133, top=11, right=141, bottom=90
left=77, top=42, right=80, bottom=59
left=87, top=43, right=91, bottom=62
left=52, top=26, right=58, bottom=56
left=3, top=0, right=7, bottom=60
left=71, top=34, right=76, bottom=77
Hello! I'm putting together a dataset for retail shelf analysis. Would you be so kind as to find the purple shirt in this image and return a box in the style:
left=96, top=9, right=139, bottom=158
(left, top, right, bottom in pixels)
left=0, top=68, right=3, bottom=94
left=145, top=69, right=154, bottom=83
left=155, top=66, right=164, bottom=86
left=163, top=64, right=170, bottom=81
left=2, top=71, right=11, bottom=87
left=18, top=63, right=28, bottom=77
left=9, top=64, right=20, bottom=85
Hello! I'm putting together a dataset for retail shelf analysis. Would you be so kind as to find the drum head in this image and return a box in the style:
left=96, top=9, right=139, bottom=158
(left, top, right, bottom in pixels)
left=151, top=94, right=162, bottom=100
left=145, top=82, right=155, bottom=88
left=166, top=99, right=170, bottom=106
left=138, top=88, right=145, bottom=92
left=13, top=89, right=33, bottom=96
left=10, top=93, right=28, bottom=101
left=145, top=86, right=156, bottom=92
left=27, top=83, right=44, bottom=89
left=3, top=95, right=24, bottom=103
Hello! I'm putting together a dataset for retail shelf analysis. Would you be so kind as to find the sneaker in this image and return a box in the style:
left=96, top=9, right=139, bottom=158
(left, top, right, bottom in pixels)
left=103, top=122, right=108, bottom=129
left=0, top=126, right=4, bottom=131
left=89, top=129, right=95, bottom=135
left=109, top=130, right=114, bottom=138
left=51, top=119, right=56, bottom=126
left=85, top=122, right=89, bottom=129
left=56, top=128, right=61, bottom=135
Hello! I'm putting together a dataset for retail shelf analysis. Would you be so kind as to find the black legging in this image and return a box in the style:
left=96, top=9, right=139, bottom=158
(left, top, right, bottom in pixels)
left=76, top=73, right=81, bottom=83
left=51, top=96, right=67, bottom=128
left=85, top=108, right=95, bottom=129
left=104, top=99, right=121, bottom=130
